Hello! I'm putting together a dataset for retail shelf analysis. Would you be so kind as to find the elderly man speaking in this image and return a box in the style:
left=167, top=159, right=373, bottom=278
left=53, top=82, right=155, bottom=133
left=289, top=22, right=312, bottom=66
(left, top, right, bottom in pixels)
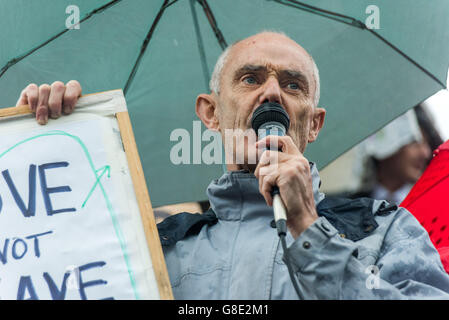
left=17, top=32, right=449, bottom=299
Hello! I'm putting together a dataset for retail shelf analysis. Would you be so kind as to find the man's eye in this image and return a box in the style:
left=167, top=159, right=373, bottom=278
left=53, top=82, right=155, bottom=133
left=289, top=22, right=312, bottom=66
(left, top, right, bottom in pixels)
left=287, top=82, right=299, bottom=90
left=243, top=76, right=257, bottom=85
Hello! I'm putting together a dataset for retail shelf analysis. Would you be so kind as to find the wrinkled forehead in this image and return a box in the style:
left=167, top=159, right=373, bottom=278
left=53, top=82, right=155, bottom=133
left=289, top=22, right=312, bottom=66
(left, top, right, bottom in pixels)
left=224, top=35, right=314, bottom=79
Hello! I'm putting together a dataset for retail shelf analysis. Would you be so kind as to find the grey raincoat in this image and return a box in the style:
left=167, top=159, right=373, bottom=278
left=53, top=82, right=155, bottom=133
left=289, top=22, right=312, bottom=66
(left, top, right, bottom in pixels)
left=161, top=164, right=449, bottom=299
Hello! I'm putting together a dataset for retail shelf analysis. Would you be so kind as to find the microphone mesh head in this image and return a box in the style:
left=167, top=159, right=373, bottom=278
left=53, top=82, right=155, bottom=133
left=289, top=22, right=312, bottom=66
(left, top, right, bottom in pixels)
left=251, top=102, right=290, bottom=133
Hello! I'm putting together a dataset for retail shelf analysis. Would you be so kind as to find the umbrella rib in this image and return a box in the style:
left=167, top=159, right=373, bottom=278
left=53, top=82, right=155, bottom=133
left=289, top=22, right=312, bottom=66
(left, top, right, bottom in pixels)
left=162, top=0, right=180, bottom=10
left=0, top=0, right=123, bottom=79
left=123, top=0, right=177, bottom=96
left=274, top=0, right=363, bottom=28
left=367, top=29, right=446, bottom=89
left=274, top=0, right=447, bottom=89
left=190, top=0, right=210, bottom=91
left=196, top=0, right=228, bottom=50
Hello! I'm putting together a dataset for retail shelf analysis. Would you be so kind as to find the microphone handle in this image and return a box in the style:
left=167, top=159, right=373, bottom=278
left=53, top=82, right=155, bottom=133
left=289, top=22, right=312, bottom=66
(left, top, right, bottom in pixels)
left=266, top=146, right=287, bottom=233
left=272, top=191, right=287, bottom=221
left=272, top=192, right=287, bottom=236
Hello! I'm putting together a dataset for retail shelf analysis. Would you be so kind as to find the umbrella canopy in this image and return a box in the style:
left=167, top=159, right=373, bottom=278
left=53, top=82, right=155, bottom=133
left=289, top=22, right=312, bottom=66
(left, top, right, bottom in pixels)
left=1, top=0, right=448, bottom=206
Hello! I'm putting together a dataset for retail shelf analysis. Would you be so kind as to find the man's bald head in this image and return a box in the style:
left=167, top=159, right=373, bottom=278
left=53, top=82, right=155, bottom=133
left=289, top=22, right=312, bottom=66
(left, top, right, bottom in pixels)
left=209, top=31, right=320, bottom=108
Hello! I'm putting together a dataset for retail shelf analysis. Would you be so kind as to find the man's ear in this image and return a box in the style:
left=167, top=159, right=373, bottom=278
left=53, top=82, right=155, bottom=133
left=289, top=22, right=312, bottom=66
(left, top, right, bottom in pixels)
left=308, top=107, right=326, bottom=143
left=196, top=93, right=220, bottom=131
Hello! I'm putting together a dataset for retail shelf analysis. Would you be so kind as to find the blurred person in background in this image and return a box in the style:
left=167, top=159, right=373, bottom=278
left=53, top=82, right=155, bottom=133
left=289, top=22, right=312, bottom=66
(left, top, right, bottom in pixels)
left=350, top=104, right=443, bottom=205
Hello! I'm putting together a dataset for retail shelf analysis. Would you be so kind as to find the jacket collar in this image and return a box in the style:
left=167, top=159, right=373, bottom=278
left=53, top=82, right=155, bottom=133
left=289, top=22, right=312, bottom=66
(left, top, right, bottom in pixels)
left=206, top=162, right=325, bottom=221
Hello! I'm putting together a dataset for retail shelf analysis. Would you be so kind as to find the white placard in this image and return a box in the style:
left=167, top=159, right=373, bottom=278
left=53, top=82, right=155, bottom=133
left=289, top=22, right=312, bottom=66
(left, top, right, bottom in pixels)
left=0, top=91, right=160, bottom=300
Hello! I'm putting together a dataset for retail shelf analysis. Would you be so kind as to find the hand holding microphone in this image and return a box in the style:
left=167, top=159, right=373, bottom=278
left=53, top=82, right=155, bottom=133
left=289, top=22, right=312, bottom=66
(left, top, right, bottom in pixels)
left=252, top=102, right=317, bottom=300
left=252, top=102, right=318, bottom=239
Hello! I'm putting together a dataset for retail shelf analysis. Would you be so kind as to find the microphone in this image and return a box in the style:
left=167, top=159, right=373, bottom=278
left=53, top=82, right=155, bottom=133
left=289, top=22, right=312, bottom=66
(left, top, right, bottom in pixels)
left=251, top=102, right=290, bottom=236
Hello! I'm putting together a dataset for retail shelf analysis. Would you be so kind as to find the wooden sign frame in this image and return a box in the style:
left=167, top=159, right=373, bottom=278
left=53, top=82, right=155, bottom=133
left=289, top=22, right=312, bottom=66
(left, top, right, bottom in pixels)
left=0, top=92, right=173, bottom=300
